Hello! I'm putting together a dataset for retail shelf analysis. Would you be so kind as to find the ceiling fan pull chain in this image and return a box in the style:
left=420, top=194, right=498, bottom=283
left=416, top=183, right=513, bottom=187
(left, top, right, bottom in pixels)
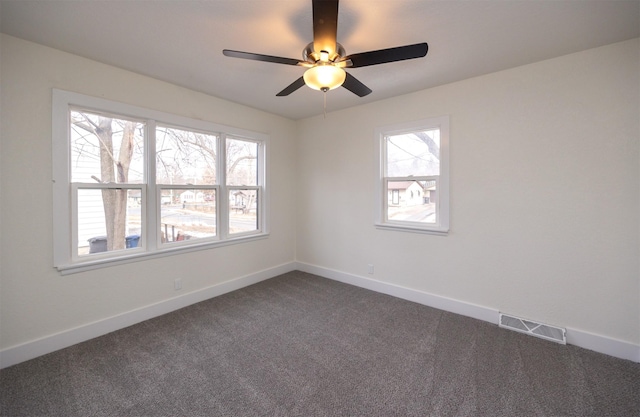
left=323, top=89, right=327, bottom=119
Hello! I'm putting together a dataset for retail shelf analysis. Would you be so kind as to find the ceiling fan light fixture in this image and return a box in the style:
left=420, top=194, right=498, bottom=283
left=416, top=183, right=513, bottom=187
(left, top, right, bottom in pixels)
left=303, top=64, right=346, bottom=91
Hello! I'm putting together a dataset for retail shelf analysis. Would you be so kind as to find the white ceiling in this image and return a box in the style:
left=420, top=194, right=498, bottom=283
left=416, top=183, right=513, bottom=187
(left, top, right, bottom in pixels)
left=1, top=0, right=638, bottom=120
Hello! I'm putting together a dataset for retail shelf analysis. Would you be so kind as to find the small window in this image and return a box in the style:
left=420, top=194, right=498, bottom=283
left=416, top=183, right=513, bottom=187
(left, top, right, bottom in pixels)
left=375, top=116, right=449, bottom=234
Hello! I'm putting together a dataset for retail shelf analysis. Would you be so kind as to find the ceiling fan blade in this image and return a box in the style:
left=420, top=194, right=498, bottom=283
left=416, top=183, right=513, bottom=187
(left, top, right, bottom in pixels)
left=223, top=49, right=303, bottom=66
left=343, top=43, right=428, bottom=68
left=342, top=72, right=372, bottom=97
left=276, top=77, right=306, bottom=96
left=312, top=0, right=339, bottom=55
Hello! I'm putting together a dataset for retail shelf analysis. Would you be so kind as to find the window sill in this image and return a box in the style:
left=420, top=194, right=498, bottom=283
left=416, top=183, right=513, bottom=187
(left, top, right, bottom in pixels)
left=375, top=223, right=449, bottom=236
left=55, top=233, right=269, bottom=276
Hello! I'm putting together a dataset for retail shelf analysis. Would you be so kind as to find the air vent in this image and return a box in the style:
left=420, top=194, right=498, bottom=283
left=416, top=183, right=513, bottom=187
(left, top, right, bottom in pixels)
left=499, top=313, right=566, bottom=344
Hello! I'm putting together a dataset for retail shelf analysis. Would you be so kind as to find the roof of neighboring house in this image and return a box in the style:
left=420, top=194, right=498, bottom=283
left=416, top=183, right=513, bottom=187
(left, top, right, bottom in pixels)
left=388, top=181, right=423, bottom=191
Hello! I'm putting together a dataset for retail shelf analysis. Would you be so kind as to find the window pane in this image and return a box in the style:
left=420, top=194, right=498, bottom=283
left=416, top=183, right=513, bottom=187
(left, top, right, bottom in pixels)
left=156, top=126, right=217, bottom=185
left=77, top=188, right=142, bottom=256
left=226, top=138, right=258, bottom=186
left=70, top=110, right=145, bottom=183
left=386, top=129, right=440, bottom=177
left=229, top=190, right=258, bottom=234
left=160, top=189, right=216, bottom=243
left=387, top=180, right=436, bottom=224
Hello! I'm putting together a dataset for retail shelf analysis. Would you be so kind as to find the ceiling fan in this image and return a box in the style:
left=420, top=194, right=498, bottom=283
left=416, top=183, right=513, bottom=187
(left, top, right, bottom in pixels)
left=222, top=0, right=428, bottom=97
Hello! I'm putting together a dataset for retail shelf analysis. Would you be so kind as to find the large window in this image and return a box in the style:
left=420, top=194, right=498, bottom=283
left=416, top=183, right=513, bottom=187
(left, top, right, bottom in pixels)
left=375, top=116, right=449, bottom=234
left=53, top=90, right=268, bottom=273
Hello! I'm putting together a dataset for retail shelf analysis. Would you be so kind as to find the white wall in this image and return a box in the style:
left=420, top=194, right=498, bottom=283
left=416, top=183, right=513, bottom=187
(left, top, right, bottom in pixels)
left=1, top=34, right=638, bottom=365
left=0, top=35, right=297, bottom=353
left=296, top=39, right=640, bottom=349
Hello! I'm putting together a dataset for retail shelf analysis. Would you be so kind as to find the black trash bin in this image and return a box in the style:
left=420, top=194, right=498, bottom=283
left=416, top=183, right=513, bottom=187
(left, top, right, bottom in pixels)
left=125, top=234, right=140, bottom=248
left=88, top=236, right=108, bottom=253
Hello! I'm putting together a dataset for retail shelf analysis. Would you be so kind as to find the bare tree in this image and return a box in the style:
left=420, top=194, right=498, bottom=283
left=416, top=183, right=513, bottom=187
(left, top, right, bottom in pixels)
left=225, top=140, right=258, bottom=212
left=387, top=131, right=440, bottom=178
left=73, top=114, right=135, bottom=251
left=72, top=119, right=258, bottom=250
left=156, top=127, right=217, bottom=184
left=156, top=130, right=257, bottom=211
left=412, top=131, right=439, bottom=160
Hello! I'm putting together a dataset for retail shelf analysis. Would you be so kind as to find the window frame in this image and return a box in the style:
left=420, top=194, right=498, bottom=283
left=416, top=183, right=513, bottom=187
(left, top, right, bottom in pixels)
left=71, top=183, right=147, bottom=263
left=53, top=89, right=268, bottom=274
left=374, top=116, right=450, bottom=235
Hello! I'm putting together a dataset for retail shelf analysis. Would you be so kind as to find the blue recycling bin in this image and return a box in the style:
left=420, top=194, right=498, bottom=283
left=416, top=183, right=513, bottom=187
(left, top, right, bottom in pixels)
left=125, top=234, right=140, bottom=248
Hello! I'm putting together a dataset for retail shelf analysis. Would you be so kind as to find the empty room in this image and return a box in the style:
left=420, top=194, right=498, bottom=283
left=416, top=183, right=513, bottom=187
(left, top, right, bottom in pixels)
left=0, top=0, right=639, bottom=416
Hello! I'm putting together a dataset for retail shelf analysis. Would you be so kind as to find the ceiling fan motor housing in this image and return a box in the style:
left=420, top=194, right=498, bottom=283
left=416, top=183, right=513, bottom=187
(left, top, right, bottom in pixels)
left=303, top=42, right=346, bottom=64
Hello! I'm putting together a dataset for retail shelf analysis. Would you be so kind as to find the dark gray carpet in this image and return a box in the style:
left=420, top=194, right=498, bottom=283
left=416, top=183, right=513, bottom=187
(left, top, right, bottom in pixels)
left=1, top=271, right=639, bottom=416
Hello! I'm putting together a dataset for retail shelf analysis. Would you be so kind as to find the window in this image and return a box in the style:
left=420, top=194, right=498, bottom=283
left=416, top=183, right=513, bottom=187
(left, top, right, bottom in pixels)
left=375, top=116, right=449, bottom=234
left=53, top=90, right=268, bottom=273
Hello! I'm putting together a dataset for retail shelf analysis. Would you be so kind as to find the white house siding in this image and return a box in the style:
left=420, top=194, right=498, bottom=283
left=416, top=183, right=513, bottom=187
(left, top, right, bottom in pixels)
left=387, top=181, right=425, bottom=207
left=77, top=189, right=107, bottom=247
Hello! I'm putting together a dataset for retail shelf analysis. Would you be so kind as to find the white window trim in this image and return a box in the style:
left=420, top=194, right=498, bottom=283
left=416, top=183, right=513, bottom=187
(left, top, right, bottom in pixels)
left=374, top=116, right=450, bottom=235
left=53, top=89, right=269, bottom=275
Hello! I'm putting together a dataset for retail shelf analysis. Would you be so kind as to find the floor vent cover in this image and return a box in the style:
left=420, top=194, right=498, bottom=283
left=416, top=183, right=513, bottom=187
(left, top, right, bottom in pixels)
left=499, top=313, right=566, bottom=344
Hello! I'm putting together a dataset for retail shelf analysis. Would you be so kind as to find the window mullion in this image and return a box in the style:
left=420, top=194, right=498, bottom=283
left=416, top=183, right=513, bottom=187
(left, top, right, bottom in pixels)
left=219, top=133, right=229, bottom=239
left=146, top=120, right=158, bottom=251
left=258, top=140, right=267, bottom=234
left=70, top=183, right=80, bottom=263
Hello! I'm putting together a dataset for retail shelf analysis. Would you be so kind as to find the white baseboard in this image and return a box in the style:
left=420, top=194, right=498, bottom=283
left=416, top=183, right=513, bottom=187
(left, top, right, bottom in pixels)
left=0, top=262, right=297, bottom=369
left=295, top=262, right=499, bottom=324
left=295, top=262, right=640, bottom=363
left=3, top=262, right=638, bottom=368
left=565, top=327, right=640, bottom=363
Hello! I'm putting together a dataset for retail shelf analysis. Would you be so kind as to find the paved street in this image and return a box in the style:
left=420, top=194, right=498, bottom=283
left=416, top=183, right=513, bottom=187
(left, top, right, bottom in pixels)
left=388, top=203, right=436, bottom=223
